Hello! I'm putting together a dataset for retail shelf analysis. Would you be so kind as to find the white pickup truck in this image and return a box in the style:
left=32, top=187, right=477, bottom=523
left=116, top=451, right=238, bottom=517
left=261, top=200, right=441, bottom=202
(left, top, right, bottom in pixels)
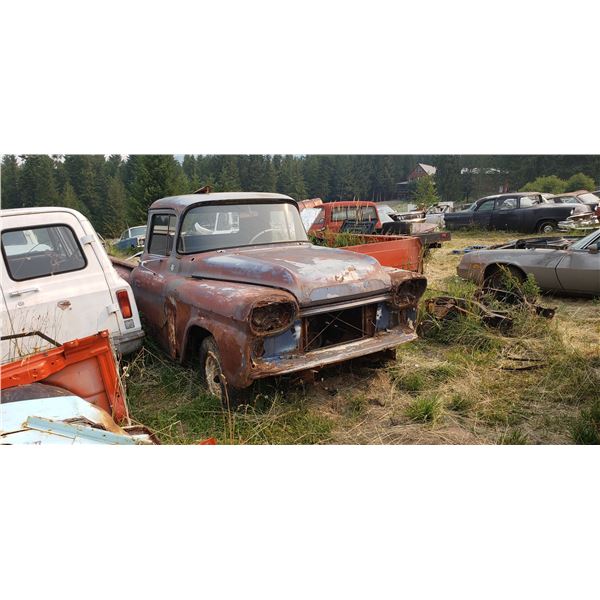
left=0, top=207, right=143, bottom=363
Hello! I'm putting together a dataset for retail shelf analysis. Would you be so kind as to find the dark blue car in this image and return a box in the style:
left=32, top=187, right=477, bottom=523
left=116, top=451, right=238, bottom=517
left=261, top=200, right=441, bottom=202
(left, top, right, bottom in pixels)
left=115, top=226, right=147, bottom=251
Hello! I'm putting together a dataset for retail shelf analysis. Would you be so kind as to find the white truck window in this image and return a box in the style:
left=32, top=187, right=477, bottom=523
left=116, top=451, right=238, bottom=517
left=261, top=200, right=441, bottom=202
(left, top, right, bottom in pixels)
left=1, top=225, right=87, bottom=281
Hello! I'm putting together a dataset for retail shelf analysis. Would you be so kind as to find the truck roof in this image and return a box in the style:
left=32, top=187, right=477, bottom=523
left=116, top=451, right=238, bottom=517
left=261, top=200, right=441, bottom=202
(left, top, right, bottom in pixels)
left=150, top=192, right=296, bottom=213
left=322, top=200, right=377, bottom=208
left=0, top=206, right=87, bottom=220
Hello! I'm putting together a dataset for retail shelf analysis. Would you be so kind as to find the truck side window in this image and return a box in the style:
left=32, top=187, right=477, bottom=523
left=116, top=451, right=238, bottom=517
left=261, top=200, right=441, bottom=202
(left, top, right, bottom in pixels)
left=332, top=207, right=347, bottom=222
left=1, top=225, right=87, bottom=281
left=362, top=206, right=377, bottom=220
left=148, top=214, right=177, bottom=256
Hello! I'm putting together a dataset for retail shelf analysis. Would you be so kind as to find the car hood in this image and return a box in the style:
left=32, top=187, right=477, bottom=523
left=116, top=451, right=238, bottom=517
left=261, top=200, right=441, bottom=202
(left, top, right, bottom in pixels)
left=193, top=243, right=392, bottom=305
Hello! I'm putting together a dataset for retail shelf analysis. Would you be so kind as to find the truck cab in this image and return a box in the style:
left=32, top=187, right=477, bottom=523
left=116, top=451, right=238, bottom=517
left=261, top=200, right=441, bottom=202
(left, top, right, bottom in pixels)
left=0, top=207, right=143, bottom=363
left=305, top=200, right=382, bottom=234
left=113, top=192, right=426, bottom=404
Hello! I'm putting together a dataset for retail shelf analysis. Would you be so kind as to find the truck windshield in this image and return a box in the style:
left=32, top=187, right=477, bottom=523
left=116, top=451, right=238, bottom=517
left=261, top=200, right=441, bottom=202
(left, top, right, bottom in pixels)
left=177, top=202, right=308, bottom=253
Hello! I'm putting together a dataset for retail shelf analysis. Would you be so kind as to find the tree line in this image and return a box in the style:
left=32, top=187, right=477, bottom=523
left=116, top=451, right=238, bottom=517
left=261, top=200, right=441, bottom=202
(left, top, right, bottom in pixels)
left=2, top=154, right=598, bottom=237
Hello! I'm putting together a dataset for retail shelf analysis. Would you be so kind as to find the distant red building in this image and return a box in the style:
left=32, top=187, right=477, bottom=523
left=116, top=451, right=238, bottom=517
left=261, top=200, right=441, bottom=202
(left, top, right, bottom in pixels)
left=407, top=163, right=437, bottom=181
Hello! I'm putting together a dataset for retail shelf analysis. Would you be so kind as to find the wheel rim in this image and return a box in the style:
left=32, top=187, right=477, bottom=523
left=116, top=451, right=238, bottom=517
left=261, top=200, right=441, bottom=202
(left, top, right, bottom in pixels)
left=205, top=351, right=223, bottom=399
left=542, top=223, right=554, bottom=233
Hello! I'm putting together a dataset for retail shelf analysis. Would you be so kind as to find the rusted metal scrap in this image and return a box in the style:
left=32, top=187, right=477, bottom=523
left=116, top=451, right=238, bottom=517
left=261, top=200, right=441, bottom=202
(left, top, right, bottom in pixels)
left=0, top=331, right=158, bottom=445
left=422, top=296, right=514, bottom=331
left=476, top=287, right=556, bottom=319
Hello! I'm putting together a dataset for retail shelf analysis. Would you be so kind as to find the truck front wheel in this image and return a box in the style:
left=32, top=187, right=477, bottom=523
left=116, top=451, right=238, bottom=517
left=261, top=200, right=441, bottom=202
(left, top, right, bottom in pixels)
left=199, top=336, right=247, bottom=409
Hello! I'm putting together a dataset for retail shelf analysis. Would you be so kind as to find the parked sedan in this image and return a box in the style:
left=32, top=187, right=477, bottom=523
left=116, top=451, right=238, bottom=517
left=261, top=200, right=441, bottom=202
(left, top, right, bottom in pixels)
left=115, top=225, right=147, bottom=251
left=445, top=192, right=591, bottom=234
left=457, top=228, right=600, bottom=297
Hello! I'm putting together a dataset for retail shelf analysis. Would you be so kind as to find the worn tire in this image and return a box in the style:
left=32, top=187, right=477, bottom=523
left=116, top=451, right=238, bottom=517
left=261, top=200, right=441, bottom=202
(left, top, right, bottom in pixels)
left=537, top=220, right=558, bottom=233
left=484, top=265, right=525, bottom=291
left=199, top=336, right=247, bottom=409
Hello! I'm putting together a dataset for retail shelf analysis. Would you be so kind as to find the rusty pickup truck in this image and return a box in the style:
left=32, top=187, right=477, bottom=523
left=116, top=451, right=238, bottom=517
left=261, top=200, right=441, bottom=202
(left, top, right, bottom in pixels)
left=111, top=192, right=427, bottom=404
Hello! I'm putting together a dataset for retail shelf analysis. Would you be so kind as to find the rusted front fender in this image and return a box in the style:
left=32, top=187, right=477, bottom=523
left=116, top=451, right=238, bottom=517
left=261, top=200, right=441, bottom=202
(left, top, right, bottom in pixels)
left=182, top=316, right=256, bottom=388
left=166, top=278, right=297, bottom=388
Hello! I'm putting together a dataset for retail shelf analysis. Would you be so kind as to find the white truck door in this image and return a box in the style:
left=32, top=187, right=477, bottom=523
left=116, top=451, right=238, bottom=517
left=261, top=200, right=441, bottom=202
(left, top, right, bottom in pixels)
left=0, top=212, right=119, bottom=363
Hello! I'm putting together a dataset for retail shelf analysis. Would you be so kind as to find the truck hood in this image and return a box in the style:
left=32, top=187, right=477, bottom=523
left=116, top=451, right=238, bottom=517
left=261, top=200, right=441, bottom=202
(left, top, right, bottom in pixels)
left=193, top=243, right=392, bottom=305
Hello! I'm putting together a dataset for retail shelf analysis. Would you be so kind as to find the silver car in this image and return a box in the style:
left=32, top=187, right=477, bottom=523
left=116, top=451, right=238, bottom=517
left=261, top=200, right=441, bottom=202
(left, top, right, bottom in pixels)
left=457, top=229, right=600, bottom=297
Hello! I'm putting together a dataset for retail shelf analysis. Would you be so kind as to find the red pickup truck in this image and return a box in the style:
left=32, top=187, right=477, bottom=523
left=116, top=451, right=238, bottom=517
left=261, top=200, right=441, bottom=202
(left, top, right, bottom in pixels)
left=112, top=191, right=427, bottom=405
left=300, top=199, right=451, bottom=248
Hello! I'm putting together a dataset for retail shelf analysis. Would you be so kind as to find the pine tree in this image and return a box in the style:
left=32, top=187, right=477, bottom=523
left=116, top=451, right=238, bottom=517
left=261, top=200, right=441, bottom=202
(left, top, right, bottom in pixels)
left=126, top=155, right=185, bottom=222
left=435, top=156, right=462, bottom=203
left=61, top=181, right=85, bottom=212
left=1, top=154, right=21, bottom=208
left=276, top=156, right=306, bottom=200
left=63, top=155, right=107, bottom=228
left=103, top=177, right=128, bottom=237
left=19, top=155, right=60, bottom=207
left=413, top=176, right=440, bottom=209
left=217, top=156, right=241, bottom=191
left=302, top=155, right=321, bottom=198
left=182, top=155, right=197, bottom=182
left=106, top=154, right=124, bottom=179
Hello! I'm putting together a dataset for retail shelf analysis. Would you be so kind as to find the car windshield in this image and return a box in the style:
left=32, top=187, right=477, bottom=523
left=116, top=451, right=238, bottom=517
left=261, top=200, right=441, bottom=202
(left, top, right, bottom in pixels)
left=178, top=202, right=308, bottom=253
left=130, top=226, right=146, bottom=237
left=570, top=229, right=600, bottom=250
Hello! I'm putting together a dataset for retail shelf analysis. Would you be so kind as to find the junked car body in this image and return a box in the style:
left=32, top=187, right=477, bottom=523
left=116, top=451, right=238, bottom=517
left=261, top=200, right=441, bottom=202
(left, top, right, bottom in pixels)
left=0, top=207, right=144, bottom=364
left=0, top=331, right=156, bottom=444
left=550, top=190, right=600, bottom=211
left=457, top=228, right=600, bottom=297
left=114, top=225, right=147, bottom=251
left=112, top=192, right=427, bottom=403
left=445, top=192, right=592, bottom=234
left=299, top=199, right=450, bottom=247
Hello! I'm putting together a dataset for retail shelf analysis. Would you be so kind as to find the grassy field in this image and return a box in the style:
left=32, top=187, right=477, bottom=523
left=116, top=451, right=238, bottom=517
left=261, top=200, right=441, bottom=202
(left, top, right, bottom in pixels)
left=123, top=231, right=600, bottom=444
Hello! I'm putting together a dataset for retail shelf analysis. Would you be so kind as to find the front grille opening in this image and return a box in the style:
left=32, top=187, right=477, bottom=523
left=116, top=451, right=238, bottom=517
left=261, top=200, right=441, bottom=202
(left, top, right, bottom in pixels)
left=303, top=305, right=377, bottom=352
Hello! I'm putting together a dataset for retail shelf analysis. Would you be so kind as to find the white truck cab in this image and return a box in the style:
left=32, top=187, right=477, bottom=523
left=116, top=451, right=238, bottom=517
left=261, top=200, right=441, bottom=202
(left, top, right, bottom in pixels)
left=0, top=207, right=143, bottom=364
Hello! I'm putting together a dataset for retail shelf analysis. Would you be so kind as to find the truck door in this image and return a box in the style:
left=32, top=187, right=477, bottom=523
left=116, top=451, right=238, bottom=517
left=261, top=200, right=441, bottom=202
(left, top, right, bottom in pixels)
left=555, top=234, right=600, bottom=295
left=491, top=196, right=519, bottom=230
left=0, top=213, right=118, bottom=364
left=471, top=198, right=496, bottom=228
left=130, top=212, right=177, bottom=349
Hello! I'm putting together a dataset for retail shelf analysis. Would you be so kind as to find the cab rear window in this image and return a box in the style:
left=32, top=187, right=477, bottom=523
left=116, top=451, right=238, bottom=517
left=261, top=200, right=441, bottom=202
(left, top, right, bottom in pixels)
left=1, top=224, right=87, bottom=281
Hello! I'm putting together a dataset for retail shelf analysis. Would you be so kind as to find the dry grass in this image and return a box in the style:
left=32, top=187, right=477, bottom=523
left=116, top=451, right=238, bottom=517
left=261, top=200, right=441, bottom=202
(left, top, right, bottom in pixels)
left=123, top=230, right=600, bottom=445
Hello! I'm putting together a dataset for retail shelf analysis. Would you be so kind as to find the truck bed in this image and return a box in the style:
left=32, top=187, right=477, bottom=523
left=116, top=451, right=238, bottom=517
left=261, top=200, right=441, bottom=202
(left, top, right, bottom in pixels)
left=312, top=232, right=423, bottom=272
left=110, top=255, right=137, bottom=283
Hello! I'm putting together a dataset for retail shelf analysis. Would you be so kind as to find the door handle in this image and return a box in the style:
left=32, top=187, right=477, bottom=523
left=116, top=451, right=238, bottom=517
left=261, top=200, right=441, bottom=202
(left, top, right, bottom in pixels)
left=9, top=287, right=40, bottom=297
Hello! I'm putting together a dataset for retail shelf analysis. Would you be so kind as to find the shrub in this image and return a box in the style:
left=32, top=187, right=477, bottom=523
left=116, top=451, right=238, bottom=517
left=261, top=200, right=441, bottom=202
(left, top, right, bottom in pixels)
left=520, top=175, right=566, bottom=194
left=564, top=172, right=595, bottom=192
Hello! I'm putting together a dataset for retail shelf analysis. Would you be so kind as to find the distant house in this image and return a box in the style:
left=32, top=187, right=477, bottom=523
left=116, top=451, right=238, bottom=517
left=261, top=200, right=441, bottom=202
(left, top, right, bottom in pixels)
left=395, top=163, right=437, bottom=200
left=408, top=163, right=437, bottom=181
